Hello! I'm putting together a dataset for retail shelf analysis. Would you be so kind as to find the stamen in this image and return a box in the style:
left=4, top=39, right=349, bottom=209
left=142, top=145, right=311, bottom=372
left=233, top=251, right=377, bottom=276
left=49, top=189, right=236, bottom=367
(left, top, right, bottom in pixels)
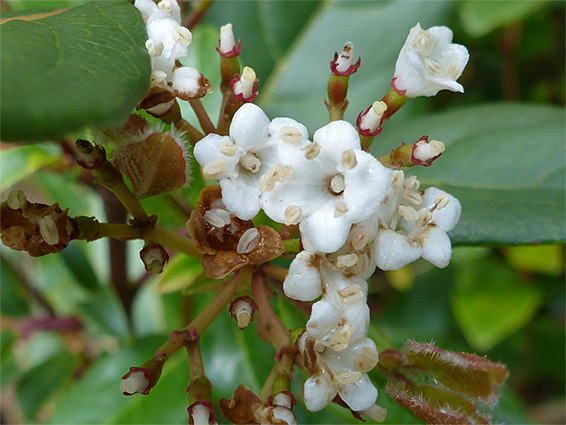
left=239, top=152, right=261, bottom=173
left=233, top=67, right=256, bottom=99
left=145, top=39, right=164, bottom=57
left=415, top=31, right=433, bottom=55
left=284, top=206, right=302, bottom=225
left=336, top=253, right=358, bottom=269
left=338, top=283, right=364, bottom=304
left=321, top=324, right=354, bottom=352
left=398, top=205, right=419, bottom=222
left=236, top=228, right=260, bottom=254
left=424, top=58, right=443, bottom=76
left=173, top=26, right=192, bottom=47
left=302, top=142, right=321, bottom=160
left=329, top=174, right=345, bottom=195
left=334, top=200, right=348, bottom=217
left=335, top=371, right=362, bottom=385
left=391, top=170, right=404, bottom=190
left=7, top=189, right=26, bottom=210
left=219, top=141, right=238, bottom=157
left=416, top=208, right=432, bottom=228
left=203, top=160, right=227, bottom=178
left=259, top=164, right=294, bottom=193
left=341, top=149, right=357, bottom=170
left=349, top=225, right=370, bottom=251
left=204, top=208, right=231, bottom=228
left=404, top=175, right=420, bottom=192
left=39, top=216, right=59, bottom=245
left=403, top=190, right=422, bottom=205
left=434, top=194, right=450, bottom=210
left=280, top=126, right=302, bottom=144
left=354, top=347, right=379, bottom=373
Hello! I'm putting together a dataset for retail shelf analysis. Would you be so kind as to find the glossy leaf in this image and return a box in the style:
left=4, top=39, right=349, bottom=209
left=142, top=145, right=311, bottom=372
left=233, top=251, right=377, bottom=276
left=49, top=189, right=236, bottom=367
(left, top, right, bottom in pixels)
left=1, top=1, right=150, bottom=141
left=378, top=103, right=565, bottom=246
left=452, top=257, right=543, bottom=351
left=0, top=144, right=60, bottom=191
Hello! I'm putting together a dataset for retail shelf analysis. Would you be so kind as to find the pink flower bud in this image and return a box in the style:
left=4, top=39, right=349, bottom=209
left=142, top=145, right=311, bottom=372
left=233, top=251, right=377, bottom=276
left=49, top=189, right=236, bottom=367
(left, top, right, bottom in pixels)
left=216, top=23, right=241, bottom=58
left=411, top=136, right=445, bottom=166
left=330, top=42, right=361, bottom=76
left=356, top=101, right=387, bottom=137
left=230, top=67, right=258, bottom=102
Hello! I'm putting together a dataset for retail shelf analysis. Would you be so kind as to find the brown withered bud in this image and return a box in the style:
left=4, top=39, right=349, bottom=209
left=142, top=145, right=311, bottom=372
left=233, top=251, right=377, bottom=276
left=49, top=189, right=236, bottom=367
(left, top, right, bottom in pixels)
left=1, top=195, right=76, bottom=257
left=188, top=185, right=283, bottom=279
left=220, top=385, right=293, bottom=425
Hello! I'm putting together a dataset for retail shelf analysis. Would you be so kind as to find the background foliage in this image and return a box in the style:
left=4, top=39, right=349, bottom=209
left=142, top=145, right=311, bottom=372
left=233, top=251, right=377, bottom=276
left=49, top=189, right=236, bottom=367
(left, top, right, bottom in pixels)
left=1, top=1, right=564, bottom=424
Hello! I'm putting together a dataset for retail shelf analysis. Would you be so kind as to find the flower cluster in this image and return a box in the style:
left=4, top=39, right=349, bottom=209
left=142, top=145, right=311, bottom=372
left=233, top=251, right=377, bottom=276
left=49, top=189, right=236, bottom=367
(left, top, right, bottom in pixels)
left=135, top=0, right=211, bottom=116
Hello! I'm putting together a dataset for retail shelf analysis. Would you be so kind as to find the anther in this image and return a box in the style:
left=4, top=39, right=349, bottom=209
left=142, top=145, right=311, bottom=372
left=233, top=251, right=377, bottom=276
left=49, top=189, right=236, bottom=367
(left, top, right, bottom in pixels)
left=329, top=174, right=345, bottom=195
left=7, top=189, right=26, bottom=210
left=302, top=142, right=321, bottom=160
left=236, top=228, right=260, bottom=254
left=203, top=160, right=227, bottom=178
left=39, top=216, right=59, bottom=246
left=284, top=206, right=302, bottom=225
left=280, top=126, right=302, bottom=144
left=219, top=141, right=238, bottom=157
left=398, top=205, right=419, bottom=222
left=341, top=149, right=357, bottom=170
left=336, top=253, right=358, bottom=269
left=334, top=200, right=348, bottom=217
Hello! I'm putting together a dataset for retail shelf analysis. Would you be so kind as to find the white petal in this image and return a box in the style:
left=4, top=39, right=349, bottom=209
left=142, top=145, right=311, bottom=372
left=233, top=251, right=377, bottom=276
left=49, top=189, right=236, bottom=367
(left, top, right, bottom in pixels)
left=420, top=226, right=452, bottom=268
left=134, top=0, right=158, bottom=20
left=229, top=103, right=270, bottom=150
left=303, top=374, right=337, bottom=412
left=338, top=374, right=378, bottom=412
left=194, top=134, right=240, bottom=178
left=283, top=251, right=323, bottom=301
left=422, top=187, right=461, bottom=231
left=342, top=151, right=391, bottom=223
left=220, top=175, right=261, bottom=220
left=373, top=229, right=421, bottom=270
left=300, top=201, right=352, bottom=253
left=307, top=299, right=342, bottom=339
left=313, top=121, right=361, bottom=162
left=172, top=66, right=202, bottom=98
left=268, top=117, right=309, bottom=140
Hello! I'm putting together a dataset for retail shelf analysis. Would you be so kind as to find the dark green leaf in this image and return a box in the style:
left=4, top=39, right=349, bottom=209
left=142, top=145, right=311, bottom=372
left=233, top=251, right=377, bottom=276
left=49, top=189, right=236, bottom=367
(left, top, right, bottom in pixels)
left=77, top=286, right=130, bottom=338
left=378, top=103, right=565, bottom=245
left=1, top=1, right=150, bottom=141
left=60, top=241, right=101, bottom=291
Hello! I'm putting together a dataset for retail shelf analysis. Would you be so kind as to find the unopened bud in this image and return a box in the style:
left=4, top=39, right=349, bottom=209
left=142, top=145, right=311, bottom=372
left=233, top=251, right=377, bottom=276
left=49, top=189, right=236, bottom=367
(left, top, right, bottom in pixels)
left=75, top=139, right=106, bottom=169
left=146, top=39, right=164, bottom=57
left=231, top=66, right=257, bottom=101
left=7, top=189, right=26, bottom=210
left=188, top=400, right=217, bottom=425
left=121, top=368, right=151, bottom=395
left=140, top=243, right=169, bottom=274
left=272, top=406, right=297, bottom=425
left=358, top=101, right=387, bottom=136
left=219, top=23, right=236, bottom=54
left=330, top=42, right=361, bottom=76
left=412, top=137, right=445, bottom=166
left=229, top=296, right=258, bottom=330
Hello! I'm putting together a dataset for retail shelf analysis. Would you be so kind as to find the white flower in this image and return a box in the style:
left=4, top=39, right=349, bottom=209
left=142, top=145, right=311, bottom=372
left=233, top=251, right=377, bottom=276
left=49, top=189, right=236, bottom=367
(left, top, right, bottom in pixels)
left=393, top=23, right=469, bottom=98
left=373, top=171, right=461, bottom=270
left=194, top=104, right=308, bottom=220
left=300, top=335, right=379, bottom=412
left=262, top=120, right=391, bottom=253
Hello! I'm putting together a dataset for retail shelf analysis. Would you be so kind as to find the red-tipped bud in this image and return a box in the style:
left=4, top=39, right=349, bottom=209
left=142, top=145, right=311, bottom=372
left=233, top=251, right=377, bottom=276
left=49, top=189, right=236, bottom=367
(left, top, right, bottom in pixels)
left=216, top=23, right=241, bottom=58
left=188, top=400, right=217, bottom=425
left=112, top=129, right=191, bottom=199
left=120, top=366, right=161, bottom=396
left=356, top=101, right=387, bottom=137
left=140, top=243, right=169, bottom=274
left=411, top=136, right=445, bottom=166
left=230, top=67, right=258, bottom=102
left=75, top=139, right=106, bottom=170
left=330, top=42, right=361, bottom=76
left=229, top=295, right=258, bottom=330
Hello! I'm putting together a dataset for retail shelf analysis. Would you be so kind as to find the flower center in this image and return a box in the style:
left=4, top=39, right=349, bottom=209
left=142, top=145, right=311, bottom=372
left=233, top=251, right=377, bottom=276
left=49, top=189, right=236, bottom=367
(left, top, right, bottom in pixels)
left=328, top=174, right=345, bottom=195
left=239, top=152, right=261, bottom=173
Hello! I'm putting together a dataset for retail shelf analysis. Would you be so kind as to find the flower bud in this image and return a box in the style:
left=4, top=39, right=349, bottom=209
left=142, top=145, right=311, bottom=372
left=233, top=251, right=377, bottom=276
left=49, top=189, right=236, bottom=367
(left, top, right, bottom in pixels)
left=229, top=296, right=258, bottom=330
left=188, top=400, right=217, bottom=425
left=75, top=139, right=106, bottom=170
left=120, top=369, right=151, bottom=395
left=112, top=129, right=191, bottom=199
left=356, top=101, right=387, bottom=137
left=412, top=136, right=445, bottom=166
left=330, top=42, right=361, bottom=76
left=140, top=243, right=169, bottom=274
left=230, top=66, right=258, bottom=102
left=172, top=67, right=213, bottom=100
left=217, top=23, right=241, bottom=57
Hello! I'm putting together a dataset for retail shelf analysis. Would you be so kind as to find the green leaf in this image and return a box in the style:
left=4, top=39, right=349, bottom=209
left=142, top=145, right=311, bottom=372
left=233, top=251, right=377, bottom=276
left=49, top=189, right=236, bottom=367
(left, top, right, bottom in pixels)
left=60, top=242, right=101, bottom=291
left=77, top=286, right=130, bottom=338
left=451, top=257, right=543, bottom=352
left=156, top=253, right=205, bottom=294
left=0, top=256, right=30, bottom=317
left=378, top=103, right=565, bottom=246
left=260, top=1, right=453, bottom=132
left=505, top=245, right=564, bottom=276
left=0, top=144, right=60, bottom=191
left=16, top=351, right=79, bottom=421
left=1, top=1, right=150, bottom=141
left=459, top=0, right=548, bottom=37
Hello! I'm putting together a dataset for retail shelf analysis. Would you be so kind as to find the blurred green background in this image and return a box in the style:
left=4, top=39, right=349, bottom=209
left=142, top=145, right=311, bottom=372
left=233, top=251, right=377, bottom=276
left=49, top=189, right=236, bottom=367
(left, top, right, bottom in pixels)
left=1, top=1, right=564, bottom=424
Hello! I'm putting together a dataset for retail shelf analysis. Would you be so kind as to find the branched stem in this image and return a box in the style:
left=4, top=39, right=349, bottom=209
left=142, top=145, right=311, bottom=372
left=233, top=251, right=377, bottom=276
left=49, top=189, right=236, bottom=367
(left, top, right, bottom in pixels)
left=252, top=273, right=289, bottom=350
left=189, top=99, right=216, bottom=135
left=154, top=224, right=202, bottom=258
left=261, top=264, right=288, bottom=282
left=182, top=0, right=215, bottom=30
